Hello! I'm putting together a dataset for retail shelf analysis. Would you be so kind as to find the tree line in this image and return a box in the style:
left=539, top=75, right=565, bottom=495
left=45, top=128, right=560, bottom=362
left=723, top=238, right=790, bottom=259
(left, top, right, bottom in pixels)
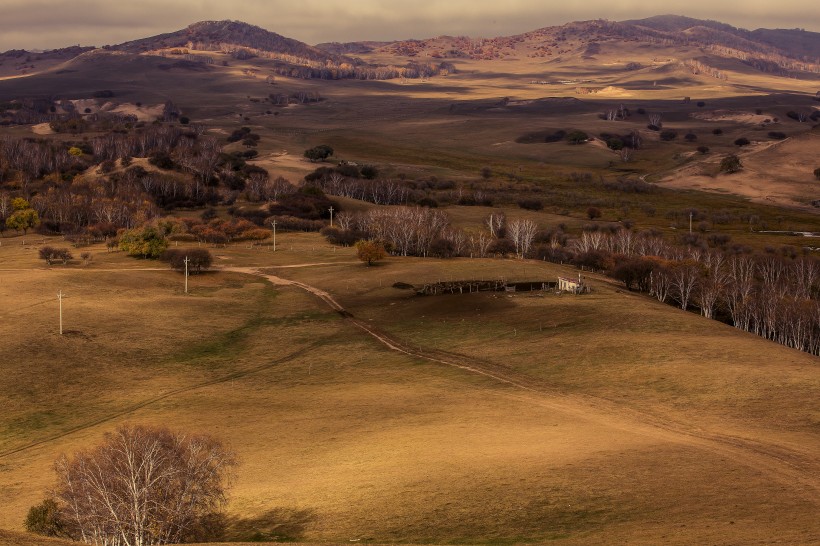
left=321, top=207, right=820, bottom=355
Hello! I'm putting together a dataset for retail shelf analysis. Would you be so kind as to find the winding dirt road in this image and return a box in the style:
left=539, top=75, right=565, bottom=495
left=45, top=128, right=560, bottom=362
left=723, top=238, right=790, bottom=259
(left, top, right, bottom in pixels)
left=3, top=264, right=818, bottom=511
left=229, top=266, right=820, bottom=508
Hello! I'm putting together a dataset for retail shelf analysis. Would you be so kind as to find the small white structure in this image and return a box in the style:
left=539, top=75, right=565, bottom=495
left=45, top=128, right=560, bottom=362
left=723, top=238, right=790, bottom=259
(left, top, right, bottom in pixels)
left=558, top=274, right=585, bottom=294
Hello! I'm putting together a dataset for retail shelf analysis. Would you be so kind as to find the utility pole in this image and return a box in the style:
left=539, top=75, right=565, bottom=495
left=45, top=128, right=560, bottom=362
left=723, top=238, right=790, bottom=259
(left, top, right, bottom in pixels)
left=58, top=290, right=64, bottom=335
left=184, top=256, right=190, bottom=294
left=328, top=206, right=334, bottom=227
left=689, top=212, right=693, bottom=234
left=270, top=219, right=277, bottom=252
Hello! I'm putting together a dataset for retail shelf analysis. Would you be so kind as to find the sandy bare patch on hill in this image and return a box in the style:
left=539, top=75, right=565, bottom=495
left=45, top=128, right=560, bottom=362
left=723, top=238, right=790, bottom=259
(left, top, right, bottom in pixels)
left=692, top=109, right=773, bottom=125
left=657, top=135, right=820, bottom=209
left=594, top=85, right=633, bottom=97
left=250, top=152, right=316, bottom=181
left=109, top=102, right=164, bottom=121
left=31, top=123, right=54, bottom=135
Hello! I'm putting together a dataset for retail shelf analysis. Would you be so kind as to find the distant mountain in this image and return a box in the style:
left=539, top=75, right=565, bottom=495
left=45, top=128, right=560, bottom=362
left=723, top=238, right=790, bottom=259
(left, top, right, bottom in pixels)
left=112, top=20, right=345, bottom=64
left=370, top=15, right=819, bottom=77
left=749, top=28, right=820, bottom=61
left=625, top=14, right=820, bottom=62
left=3, top=16, right=818, bottom=85
left=107, top=20, right=452, bottom=81
left=314, top=41, right=392, bottom=56
left=623, top=14, right=741, bottom=34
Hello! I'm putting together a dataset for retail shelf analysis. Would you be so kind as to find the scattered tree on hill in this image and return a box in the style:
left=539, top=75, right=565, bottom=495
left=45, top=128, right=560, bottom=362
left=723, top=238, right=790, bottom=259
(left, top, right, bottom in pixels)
left=734, top=137, right=750, bottom=147
left=33, top=424, right=236, bottom=545
left=356, top=240, right=386, bottom=266
left=5, top=198, right=40, bottom=234
left=161, top=248, right=213, bottom=273
left=814, top=167, right=820, bottom=181
left=304, top=144, right=334, bottom=162
left=606, top=137, right=624, bottom=150
left=39, top=247, right=73, bottom=265
left=587, top=206, right=602, bottom=220
left=697, top=146, right=710, bottom=154
left=118, top=225, right=168, bottom=258
left=25, top=499, right=66, bottom=538
left=360, top=165, right=378, bottom=180
left=720, top=154, right=743, bottom=174
left=565, top=130, right=588, bottom=145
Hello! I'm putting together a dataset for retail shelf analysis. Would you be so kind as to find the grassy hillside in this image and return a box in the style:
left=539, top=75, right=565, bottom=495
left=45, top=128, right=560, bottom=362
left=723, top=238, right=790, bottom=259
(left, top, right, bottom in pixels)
left=1, top=232, right=818, bottom=544
left=1, top=17, right=819, bottom=545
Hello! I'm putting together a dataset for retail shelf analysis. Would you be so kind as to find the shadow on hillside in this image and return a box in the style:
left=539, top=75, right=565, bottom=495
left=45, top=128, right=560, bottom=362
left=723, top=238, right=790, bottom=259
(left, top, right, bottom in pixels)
left=224, top=507, right=319, bottom=542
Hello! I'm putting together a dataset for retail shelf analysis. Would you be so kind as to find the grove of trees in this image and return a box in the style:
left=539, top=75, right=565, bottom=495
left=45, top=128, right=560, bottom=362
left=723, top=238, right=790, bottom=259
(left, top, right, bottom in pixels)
left=161, top=248, right=213, bottom=273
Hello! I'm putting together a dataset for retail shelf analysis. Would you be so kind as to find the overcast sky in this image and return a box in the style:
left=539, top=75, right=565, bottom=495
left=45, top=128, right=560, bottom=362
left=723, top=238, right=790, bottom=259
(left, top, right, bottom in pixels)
left=1, top=0, right=816, bottom=52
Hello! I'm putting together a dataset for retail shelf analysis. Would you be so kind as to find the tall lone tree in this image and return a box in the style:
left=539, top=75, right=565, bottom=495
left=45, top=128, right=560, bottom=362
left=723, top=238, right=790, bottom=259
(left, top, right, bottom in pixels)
left=41, top=424, right=237, bottom=546
left=356, top=240, right=386, bottom=266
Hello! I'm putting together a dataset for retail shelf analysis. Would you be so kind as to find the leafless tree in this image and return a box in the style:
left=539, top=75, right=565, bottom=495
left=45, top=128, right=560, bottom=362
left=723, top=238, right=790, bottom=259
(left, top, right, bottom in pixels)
left=613, top=228, right=635, bottom=255
left=506, top=218, right=537, bottom=258
left=696, top=251, right=726, bottom=319
left=572, top=231, right=607, bottom=253
left=264, top=177, right=293, bottom=202
left=335, top=211, right=354, bottom=231
left=53, top=424, right=236, bottom=546
left=671, top=261, right=700, bottom=310
left=649, top=262, right=673, bottom=303
left=790, top=258, right=818, bottom=301
left=485, top=211, right=505, bottom=238
left=468, top=231, right=493, bottom=258
left=628, top=130, right=643, bottom=149
left=725, top=255, right=756, bottom=331
left=245, top=171, right=268, bottom=201
left=0, top=191, right=12, bottom=224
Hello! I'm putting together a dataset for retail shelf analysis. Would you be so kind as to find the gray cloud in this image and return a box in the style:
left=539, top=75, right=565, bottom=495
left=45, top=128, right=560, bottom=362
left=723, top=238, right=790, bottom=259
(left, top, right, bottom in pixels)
left=1, top=0, right=816, bottom=51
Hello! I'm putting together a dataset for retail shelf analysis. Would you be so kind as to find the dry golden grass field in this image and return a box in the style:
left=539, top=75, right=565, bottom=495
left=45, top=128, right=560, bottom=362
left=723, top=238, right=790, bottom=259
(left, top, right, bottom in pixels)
left=1, top=229, right=819, bottom=545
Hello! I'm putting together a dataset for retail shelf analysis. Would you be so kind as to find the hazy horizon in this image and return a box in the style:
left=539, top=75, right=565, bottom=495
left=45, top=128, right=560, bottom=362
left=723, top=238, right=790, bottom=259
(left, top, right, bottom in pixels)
left=2, top=0, right=818, bottom=52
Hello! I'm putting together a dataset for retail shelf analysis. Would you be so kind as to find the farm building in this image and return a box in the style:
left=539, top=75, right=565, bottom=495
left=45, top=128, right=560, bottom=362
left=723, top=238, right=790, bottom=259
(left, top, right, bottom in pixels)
left=558, top=275, right=586, bottom=294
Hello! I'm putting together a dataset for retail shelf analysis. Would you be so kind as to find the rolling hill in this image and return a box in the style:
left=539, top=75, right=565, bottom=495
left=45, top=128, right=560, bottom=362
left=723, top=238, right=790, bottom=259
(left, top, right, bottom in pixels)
left=111, top=20, right=350, bottom=64
left=1, top=12, right=820, bottom=546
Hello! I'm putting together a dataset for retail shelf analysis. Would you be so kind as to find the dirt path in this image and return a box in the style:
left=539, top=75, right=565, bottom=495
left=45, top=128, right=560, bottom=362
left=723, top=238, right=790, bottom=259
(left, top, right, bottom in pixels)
left=230, top=266, right=820, bottom=507
left=3, top=264, right=818, bottom=507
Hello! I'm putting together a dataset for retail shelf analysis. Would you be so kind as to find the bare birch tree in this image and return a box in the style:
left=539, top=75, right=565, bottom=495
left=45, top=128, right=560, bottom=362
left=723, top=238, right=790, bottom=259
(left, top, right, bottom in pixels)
left=52, top=424, right=236, bottom=546
left=507, top=218, right=537, bottom=259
